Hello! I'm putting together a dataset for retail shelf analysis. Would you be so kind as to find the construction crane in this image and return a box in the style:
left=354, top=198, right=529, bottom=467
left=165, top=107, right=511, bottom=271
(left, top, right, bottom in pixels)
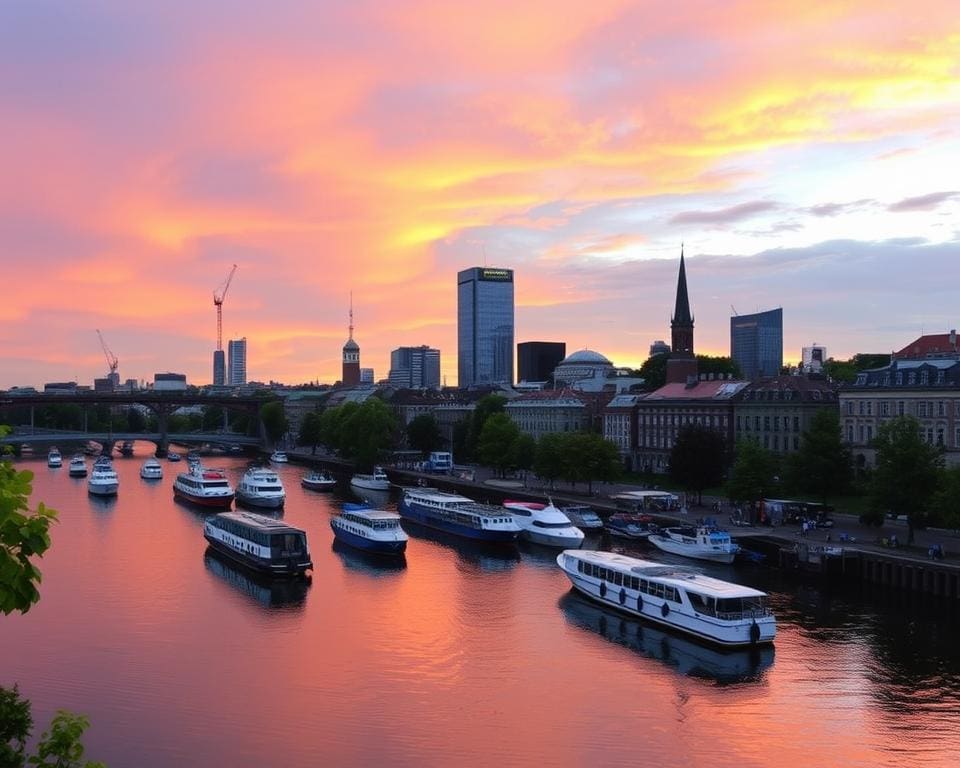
left=96, top=329, right=118, bottom=377
left=213, top=264, right=238, bottom=351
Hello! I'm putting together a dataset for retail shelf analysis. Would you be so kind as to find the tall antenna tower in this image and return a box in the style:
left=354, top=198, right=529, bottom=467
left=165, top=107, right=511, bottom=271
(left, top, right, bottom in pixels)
left=213, top=264, right=238, bottom=350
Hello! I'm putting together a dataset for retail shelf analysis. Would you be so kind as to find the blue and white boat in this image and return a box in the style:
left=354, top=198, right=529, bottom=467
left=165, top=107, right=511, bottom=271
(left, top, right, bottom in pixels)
left=398, top=488, right=520, bottom=543
left=330, top=508, right=408, bottom=556
left=648, top=525, right=740, bottom=564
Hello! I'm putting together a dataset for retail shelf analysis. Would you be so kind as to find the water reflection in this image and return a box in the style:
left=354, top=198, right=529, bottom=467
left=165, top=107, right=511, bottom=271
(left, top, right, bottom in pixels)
left=402, top=521, right=521, bottom=572
left=559, top=591, right=774, bottom=685
left=87, top=494, right=118, bottom=513
left=331, top=539, right=407, bottom=577
left=203, top=548, right=310, bottom=610
left=351, top=488, right=391, bottom=508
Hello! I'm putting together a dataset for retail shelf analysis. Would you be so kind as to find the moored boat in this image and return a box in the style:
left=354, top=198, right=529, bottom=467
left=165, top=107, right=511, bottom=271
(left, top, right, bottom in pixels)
left=330, top=507, right=408, bottom=556
left=560, top=505, right=604, bottom=530
left=301, top=470, right=337, bottom=491
left=47, top=447, right=62, bottom=468
left=648, top=525, right=740, bottom=564
left=236, top=467, right=286, bottom=509
left=167, top=451, right=182, bottom=463
left=204, top=510, right=312, bottom=577
left=269, top=450, right=289, bottom=463
left=605, top=513, right=659, bottom=540
left=68, top=454, right=88, bottom=477
left=398, top=488, right=520, bottom=543
left=88, top=459, right=119, bottom=496
left=173, top=464, right=234, bottom=508
left=350, top=466, right=390, bottom=491
left=556, top=549, right=776, bottom=647
left=503, top=500, right=585, bottom=548
left=140, top=458, right=163, bottom=480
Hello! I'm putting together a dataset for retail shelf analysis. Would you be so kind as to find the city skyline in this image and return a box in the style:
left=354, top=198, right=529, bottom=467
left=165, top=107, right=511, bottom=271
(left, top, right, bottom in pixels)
left=2, top=2, right=959, bottom=388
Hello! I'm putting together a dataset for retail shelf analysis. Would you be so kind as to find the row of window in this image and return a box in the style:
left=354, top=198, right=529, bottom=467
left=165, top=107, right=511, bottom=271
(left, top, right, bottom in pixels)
left=576, top=560, right=681, bottom=603
left=641, top=413, right=727, bottom=428
left=856, top=370, right=949, bottom=387
left=845, top=399, right=957, bottom=418
left=846, top=424, right=960, bottom=447
left=738, top=414, right=802, bottom=433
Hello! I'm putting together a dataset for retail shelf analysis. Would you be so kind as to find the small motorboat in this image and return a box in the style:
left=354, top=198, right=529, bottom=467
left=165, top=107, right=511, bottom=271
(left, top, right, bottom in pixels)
left=270, top=451, right=289, bottom=463
left=605, top=513, right=659, bottom=540
left=140, top=458, right=163, bottom=480
left=301, top=470, right=337, bottom=491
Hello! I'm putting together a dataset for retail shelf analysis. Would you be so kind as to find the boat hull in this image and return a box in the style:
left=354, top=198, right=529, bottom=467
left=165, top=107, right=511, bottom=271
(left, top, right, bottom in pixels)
left=69, top=467, right=88, bottom=477
left=88, top=483, right=118, bottom=496
left=398, top=499, right=518, bottom=543
left=302, top=479, right=336, bottom=491
left=236, top=492, right=285, bottom=509
left=648, top=536, right=737, bottom=564
left=522, top=530, right=585, bottom=548
left=204, top=534, right=312, bottom=577
left=350, top=478, right=390, bottom=492
left=330, top=521, right=407, bottom=556
left=174, top=487, right=234, bottom=509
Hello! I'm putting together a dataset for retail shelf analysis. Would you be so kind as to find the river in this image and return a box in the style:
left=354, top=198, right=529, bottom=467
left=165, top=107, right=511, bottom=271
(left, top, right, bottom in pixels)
left=3, top=448, right=959, bottom=767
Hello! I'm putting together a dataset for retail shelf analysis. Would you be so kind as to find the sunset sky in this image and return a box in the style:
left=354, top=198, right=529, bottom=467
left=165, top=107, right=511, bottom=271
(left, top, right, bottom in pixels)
left=2, top=1, right=958, bottom=388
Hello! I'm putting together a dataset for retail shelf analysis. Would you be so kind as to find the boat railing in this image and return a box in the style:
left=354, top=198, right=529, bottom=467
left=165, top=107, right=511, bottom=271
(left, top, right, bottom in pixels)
left=715, top=608, right=774, bottom=621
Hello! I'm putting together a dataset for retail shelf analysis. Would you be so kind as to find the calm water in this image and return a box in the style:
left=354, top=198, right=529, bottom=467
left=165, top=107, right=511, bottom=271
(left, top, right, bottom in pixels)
left=3, top=448, right=960, bottom=767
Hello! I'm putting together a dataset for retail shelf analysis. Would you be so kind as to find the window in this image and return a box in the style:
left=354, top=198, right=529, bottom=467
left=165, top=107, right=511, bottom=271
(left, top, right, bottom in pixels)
left=866, top=426, right=873, bottom=442
left=937, top=428, right=945, bottom=446
left=881, top=401, right=889, bottom=416
left=937, top=370, right=946, bottom=384
left=858, top=401, right=865, bottom=415
left=908, top=372, right=916, bottom=385
left=898, top=401, right=905, bottom=416
left=846, top=401, right=854, bottom=415
left=939, top=401, right=946, bottom=417
left=859, top=426, right=865, bottom=443
left=866, top=401, right=873, bottom=416
left=896, top=371, right=903, bottom=385
left=926, top=428, right=934, bottom=444
left=920, top=370, right=929, bottom=385
left=755, top=416, right=761, bottom=430
left=794, top=416, right=800, bottom=432
left=793, top=436, right=800, bottom=450
left=919, top=402, right=927, bottom=417
left=764, top=416, right=770, bottom=431
left=847, top=426, right=854, bottom=443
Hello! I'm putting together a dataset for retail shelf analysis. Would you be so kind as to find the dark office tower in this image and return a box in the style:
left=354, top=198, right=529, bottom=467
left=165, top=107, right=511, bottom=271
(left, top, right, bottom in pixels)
left=666, top=247, right=699, bottom=384
left=389, top=346, right=441, bottom=389
left=731, top=308, right=783, bottom=379
left=458, top=267, right=514, bottom=386
left=342, top=296, right=361, bottom=387
left=213, top=350, right=225, bottom=386
left=517, top=341, right=566, bottom=382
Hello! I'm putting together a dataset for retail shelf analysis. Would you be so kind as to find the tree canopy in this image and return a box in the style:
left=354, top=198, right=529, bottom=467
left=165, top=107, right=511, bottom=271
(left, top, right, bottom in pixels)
left=406, top=413, right=444, bottom=456
left=318, top=399, right=399, bottom=470
left=822, top=353, right=891, bottom=383
left=533, top=432, right=621, bottom=493
left=259, top=401, right=289, bottom=445
left=669, top=424, right=728, bottom=505
left=725, top=439, right=778, bottom=518
left=639, top=353, right=741, bottom=391
left=297, top=411, right=323, bottom=454
left=785, top=408, right=852, bottom=503
left=477, top=414, right=522, bottom=477
left=931, top=466, right=960, bottom=531
left=464, top=394, right=507, bottom=460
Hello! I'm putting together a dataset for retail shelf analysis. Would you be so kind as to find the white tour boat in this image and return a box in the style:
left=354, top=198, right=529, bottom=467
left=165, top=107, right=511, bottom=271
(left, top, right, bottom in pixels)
left=350, top=466, right=390, bottom=492
left=68, top=454, right=88, bottom=477
left=173, top=464, right=235, bottom=509
left=47, top=447, right=62, bottom=468
left=503, top=500, right=585, bottom=548
left=398, top=488, right=520, bottom=543
left=331, top=508, right=408, bottom=556
left=648, top=525, right=741, bottom=564
left=301, top=470, right=337, bottom=491
left=140, top=458, right=163, bottom=480
left=236, top=467, right=286, bottom=509
left=88, top=458, right=119, bottom=496
left=557, top=550, right=776, bottom=647
left=269, top=451, right=289, bottom=463
left=204, top=511, right=312, bottom=577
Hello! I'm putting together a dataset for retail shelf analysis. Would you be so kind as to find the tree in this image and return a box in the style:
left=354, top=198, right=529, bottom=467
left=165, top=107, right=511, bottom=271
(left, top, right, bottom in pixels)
left=931, top=466, right=960, bottom=530
left=822, top=353, right=891, bottom=384
left=1, top=684, right=32, bottom=767
left=259, top=401, right=288, bottom=446
left=509, top=434, right=537, bottom=480
left=534, top=433, right=563, bottom=489
left=125, top=408, right=146, bottom=433
left=406, top=413, right=444, bottom=456
left=786, top=408, right=852, bottom=504
left=696, top=355, right=741, bottom=379
left=201, top=405, right=225, bottom=432
left=477, top=413, right=521, bottom=477
left=638, top=353, right=669, bottom=391
left=297, top=412, right=323, bottom=455
left=338, top=399, right=399, bottom=469
left=669, top=424, right=728, bottom=506
left=869, top=416, right=944, bottom=542
left=451, top=420, right=470, bottom=462
left=725, top=439, right=778, bottom=521
left=576, top=433, right=622, bottom=494
left=465, top=395, right=507, bottom=460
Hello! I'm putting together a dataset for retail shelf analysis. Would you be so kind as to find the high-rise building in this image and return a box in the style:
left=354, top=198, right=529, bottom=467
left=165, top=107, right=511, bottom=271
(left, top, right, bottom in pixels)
left=649, top=340, right=671, bottom=357
left=213, top=350, right=225, bottom=386
left=360, top=368, right=374, bottom=385
left=802, top=345, right=827, bottom=373
left=227, top=337, right=247, bottom=386
left=342, top=297, right=361, bottom=387
left=458, top=267, right=514, bottom=387
left=517, top=341, right=566, bottom=382
left=731, top=308, right=783, bottom=379
left=666, top=247, right=698, bottom=384
left=389, top=346, right=441, bottom=389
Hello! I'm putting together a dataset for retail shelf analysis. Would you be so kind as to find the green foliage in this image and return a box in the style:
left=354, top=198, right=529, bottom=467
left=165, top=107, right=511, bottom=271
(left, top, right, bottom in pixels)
left=725, top=439, right=778, bottom=508
left=0, top=462, right=58, bottom=615
left=533, top=434, right=563, bottom=487
left=319, top=400, right=399, bottom=470
left=931, top=466, right=960, bottom=530
left=451, top=420, right=470, bottom=462
left=638, top=353, right=668, bottom=391
left=1, top=683, right=32, bottom=768
left=669, top=425, right=728, bottom=505
left=259, top=401, right=289, bottom=445
left=465, top=395, right=507, bottom=460
left=869, top=416, right=944, bottom=542
left=696, top=355, right=741, bottom=379
left=477, top=414, right=521, bottom=477
left=785, top=408, right=852, bottom=503
left=28, top=711, right=104, bottom=768
left=125, top=408, right=146, bottom=433
left=405, top=414, right=444, bottom=456
left=822, top=353, right=891, bottom=383
left=297, top=412, right=323, bottom=453
left=509, top=433, right=537, bottom=475
left=533, top=432, right=621, bottom=492
left=201, top=406, right=225, bottom=432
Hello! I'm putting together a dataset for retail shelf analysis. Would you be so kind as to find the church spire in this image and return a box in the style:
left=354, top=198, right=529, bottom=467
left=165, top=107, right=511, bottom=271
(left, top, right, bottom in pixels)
left=670, top=244, right=694, bottom=357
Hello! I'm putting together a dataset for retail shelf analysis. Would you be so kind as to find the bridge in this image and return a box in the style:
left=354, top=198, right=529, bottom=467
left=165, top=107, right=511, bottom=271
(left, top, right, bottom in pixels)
left=0, top=391, right=277, bottom=456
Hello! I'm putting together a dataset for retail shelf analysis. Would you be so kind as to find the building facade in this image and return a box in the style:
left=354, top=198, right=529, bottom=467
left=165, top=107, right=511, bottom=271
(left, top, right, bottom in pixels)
left=517, top=341, right=566, bottom=383
left=802, top=345, right=826, bottom=374
left=213, top=350, right=225, bottom=386
left=733, top=376, right=838, bottom=454
left=154, top=372, right=187, bottom=391
left=731, top=308, right=783, bottom=379
left=603, top=394, right=642, bottom=467
left=458, top=266, right=514, bottom=387
left=389, top=346, right=441, bottom=389
left=227, top=338, right=247, bottom=386
left=505, top=389, right=588, bottom=441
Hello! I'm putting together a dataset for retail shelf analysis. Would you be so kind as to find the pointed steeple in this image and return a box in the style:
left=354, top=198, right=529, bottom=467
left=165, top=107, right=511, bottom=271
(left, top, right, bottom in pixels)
left=671, top=243, right=694, bottom=328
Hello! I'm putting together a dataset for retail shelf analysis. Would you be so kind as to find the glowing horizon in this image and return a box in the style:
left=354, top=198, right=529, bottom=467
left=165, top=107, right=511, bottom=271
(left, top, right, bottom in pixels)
left=1, top=1, right=958, bottom=389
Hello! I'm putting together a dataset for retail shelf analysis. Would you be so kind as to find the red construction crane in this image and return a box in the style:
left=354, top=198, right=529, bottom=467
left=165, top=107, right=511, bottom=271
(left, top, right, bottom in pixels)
left=96, top=329, right=118, bottom=377
left=213, top=264, right=237, bottom=351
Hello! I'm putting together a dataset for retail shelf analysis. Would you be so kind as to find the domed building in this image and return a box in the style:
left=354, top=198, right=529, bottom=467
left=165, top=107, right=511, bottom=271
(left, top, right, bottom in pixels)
left=552, top=349, right=614, bottom=387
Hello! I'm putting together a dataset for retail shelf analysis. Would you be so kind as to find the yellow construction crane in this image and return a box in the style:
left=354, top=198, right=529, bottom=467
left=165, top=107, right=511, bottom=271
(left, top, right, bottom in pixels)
left=213, top=264, right=237, bottom=351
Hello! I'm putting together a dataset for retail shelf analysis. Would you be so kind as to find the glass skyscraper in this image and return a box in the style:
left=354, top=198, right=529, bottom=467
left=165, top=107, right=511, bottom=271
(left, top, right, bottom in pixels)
left=730, top=308, right=783, bottom=379
left=458, top=267, right=514, bottom=386
left=227, top=337, right=247, bottom=386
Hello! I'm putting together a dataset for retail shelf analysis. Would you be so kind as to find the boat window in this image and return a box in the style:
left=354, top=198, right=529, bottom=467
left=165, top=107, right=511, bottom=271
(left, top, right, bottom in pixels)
left=630, top=576, right=639, bottom=590
left=614, top=572, right=623, bottom=586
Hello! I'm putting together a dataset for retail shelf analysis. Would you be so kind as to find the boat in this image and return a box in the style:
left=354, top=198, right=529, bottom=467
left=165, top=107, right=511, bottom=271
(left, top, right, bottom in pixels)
left=173, top=464, right=235, bottom=508
left=301, top=470, right=337, bottom=491
left=398, top=488, right=520, bottom=543
left=560, top=505, right=604, bottom=530
left=556, top=550, right=776, bottom=647
left=87, top=458, right=119, bottom=496
left=350, top=466, right=390, bottom=491
left=330, top=507, right=408, bottom=556
left=20, top=443, right=34, bottom=456
left=167, top=451, right=182, bottom=462
left=503, top=500, right=585, bottom=548
left=605, top=513, right=660, bottom=540
left=47, top=447, right=62, bottom=468
left=236, top=467, right=286, bottom=509
left=68, top=454, right=88, bottom=477
left=140, top=458, right=163, bottom=480
left=648, top=525, right=741, bottom=564
left=83, top=440, right=101, bottom=456
left=269, top=451, right=289, bottom=463
left=119, top=440, right=134, bottom=457
left=204, top=549, right=310, bottom=609
left=187, top=451, right=202, bottom=464
left=204, top=510, right=312, bottom=577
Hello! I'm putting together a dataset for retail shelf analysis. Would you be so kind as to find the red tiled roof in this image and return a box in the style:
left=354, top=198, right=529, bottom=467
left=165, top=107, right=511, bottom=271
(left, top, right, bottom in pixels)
left=893, top=333, right=959, bottom=359
left=644, top=380, right=748, bottom=400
